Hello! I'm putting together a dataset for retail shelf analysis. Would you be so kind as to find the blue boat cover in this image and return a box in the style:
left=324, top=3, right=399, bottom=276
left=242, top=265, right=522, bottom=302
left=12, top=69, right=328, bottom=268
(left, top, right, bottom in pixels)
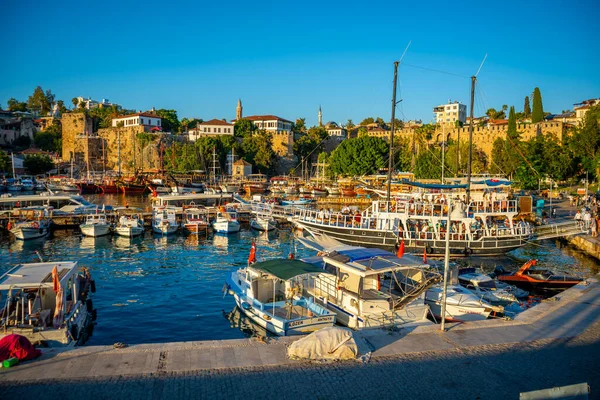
left=401, top=178, right=468, bottom=189
left=336, top=247, right=392, bottom=261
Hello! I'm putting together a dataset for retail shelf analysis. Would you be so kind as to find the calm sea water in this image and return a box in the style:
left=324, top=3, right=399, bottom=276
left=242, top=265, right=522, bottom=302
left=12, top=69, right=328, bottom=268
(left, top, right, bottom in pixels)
left=0, top=193, right=598, bottom=345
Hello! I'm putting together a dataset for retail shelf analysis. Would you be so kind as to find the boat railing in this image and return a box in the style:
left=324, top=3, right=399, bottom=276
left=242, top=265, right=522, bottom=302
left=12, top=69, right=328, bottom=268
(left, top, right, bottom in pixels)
left=367, top=201, right=450, bottom=219
left=467, top=200, right=518, bottom=215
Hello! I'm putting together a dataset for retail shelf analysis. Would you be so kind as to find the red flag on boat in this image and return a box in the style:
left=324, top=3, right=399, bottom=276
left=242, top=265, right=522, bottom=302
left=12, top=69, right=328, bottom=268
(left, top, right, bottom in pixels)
left=248, top=241, right=257, bottom=265
left=51, top=265, right=60, bottom=293
left=423, top=247, right=427, bottom=264
left=396, top=240, right=405, bottom=258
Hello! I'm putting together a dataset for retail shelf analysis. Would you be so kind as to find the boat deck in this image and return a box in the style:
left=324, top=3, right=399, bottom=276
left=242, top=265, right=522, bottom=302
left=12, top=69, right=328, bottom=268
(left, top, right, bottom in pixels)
left=270, top=304, right=311, bottom=319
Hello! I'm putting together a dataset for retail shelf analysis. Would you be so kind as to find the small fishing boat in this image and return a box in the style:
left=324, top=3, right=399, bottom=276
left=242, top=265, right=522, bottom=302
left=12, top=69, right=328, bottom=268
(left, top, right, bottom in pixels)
left=250, top=213, right=277, bottom=231
left=425, top=284, right=503, bottom=322
left=152, top=207, right=179, bottom=235
left=284, top=185, right=299, bottom=195
left=212, top=210, right=241, bottom=234
left=115, top=215, right=144, bottom=237
left=495, top=260, right=583, bottom=295
left=183, top=207, right=211, bottom=234
left=458, top=267, right=528, bottom=304
left=299, top=238, right=440, bottom=329
left=225, top=259, right=336, bottom=336
left=77, top=181, right=102, bottom=194
left=0, top=261, right=97, bottom=346
left=220, top=183, right=240, bottom=194
left=6, top=178, right=22, bottom=192
left=20, top=178, right=35, bottom=191
left=79, top=214, right=111, bottom=237
left=341, top=187, right=357, bottom=197
left=325, top=186, right=341, bottom=196
left=8, top=208, right=52, bottom=240
left=311, top=187, right=328, bottom=196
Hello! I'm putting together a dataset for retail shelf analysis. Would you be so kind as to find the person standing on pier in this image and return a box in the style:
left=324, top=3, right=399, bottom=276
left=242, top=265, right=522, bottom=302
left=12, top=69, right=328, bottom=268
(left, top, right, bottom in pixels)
left=591, top=215, right=597, bottom=238
left=584, top=210, right=592, bottom=232
left=575, top=210, right=582, bottom=227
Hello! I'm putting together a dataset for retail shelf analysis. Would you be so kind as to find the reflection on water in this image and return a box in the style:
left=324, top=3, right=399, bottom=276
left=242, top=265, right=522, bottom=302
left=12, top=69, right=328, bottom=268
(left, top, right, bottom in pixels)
left=224, top=306, right=271, bottom=339
left=1, top=195, right=598, bottom=345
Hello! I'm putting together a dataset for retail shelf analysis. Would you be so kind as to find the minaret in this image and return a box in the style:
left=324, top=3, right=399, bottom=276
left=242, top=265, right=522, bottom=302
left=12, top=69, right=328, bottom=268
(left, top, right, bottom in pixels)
left=318, top=105, right=322, bottom=127
left=236, top=99, right=243, bottom=120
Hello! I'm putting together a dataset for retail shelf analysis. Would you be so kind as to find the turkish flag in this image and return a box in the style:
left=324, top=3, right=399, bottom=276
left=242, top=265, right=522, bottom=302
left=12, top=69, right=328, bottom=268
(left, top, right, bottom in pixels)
left=396, top=240, right=405, bottom=258
left=423, top=247, right=427, bottom=264
left=248, top=242, right=257, bottom=265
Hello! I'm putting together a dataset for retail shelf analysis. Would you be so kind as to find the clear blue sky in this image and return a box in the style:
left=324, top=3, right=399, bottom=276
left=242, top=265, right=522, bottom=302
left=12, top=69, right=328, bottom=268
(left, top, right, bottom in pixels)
left=1, top=0, right=598, bottom=126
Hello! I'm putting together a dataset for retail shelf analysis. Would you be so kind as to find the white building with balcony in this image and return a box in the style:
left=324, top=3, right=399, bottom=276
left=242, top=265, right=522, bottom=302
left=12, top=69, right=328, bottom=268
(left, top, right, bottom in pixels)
left=242, top=115, right=293, bottom=133
left=433, top=101, right=467, bottom=126
left=112, top=113, right=162, bottom=128
left=188, top=119, right=234, bottom=141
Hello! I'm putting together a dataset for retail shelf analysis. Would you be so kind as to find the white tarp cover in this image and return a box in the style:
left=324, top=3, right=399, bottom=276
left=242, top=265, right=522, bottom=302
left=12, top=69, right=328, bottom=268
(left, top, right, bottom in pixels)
left=287, top=326, right=358, bottom=361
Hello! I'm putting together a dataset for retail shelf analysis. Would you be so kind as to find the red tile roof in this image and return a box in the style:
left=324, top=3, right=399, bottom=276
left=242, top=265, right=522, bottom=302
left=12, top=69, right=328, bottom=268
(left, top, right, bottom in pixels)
left=113, top=113, right=162, bottom=120
left=488, top=119, right=509, bottom=125
left=199, top=119, right=233, bottom=126
left=242, top=115, right=292, bottom=124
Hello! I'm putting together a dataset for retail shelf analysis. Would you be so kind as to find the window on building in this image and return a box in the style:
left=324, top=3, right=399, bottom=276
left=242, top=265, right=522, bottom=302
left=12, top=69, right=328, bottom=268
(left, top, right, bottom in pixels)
left=141, top=118, right=144, bottom=124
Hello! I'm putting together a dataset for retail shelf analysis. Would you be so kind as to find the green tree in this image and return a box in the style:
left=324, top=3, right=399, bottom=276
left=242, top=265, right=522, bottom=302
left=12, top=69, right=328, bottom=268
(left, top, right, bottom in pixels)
left=234, top=118, right=256, bottom=138
left=7, top=98, right=27, bottom=112
left=570, top=104, right=600, bottom=175
left=507, top=106, right=518, bottom=141
left=71, top=97, right=79, bottom=109
left=486, top=108, right=505, bottom=120
left=56, top=100, right=67, bottom=115
left=359, top=117, right=375, bottom=126
left=293, top=118, right=307, bottom=135
left=0, top=150, right=11, bottom=173
left=329, top=136, right=388, bottom=176
left=524, top=96, right=531, bottom=117
left=34, top=124, right=62, bottom=153
left=23, top=154, right=54, bottom=174
left=155, top=109, right=180, bottom=133
left=531, top=87, right=544, bottom=123
left=345, top=119, right=355, bottom=129
left=241, top=131, right=277, bottom=174
left=357, top=126, right=368, bottom=137
left=27, top=86, right=54, bottom=115
left=12, top=135, right=32, bottom=149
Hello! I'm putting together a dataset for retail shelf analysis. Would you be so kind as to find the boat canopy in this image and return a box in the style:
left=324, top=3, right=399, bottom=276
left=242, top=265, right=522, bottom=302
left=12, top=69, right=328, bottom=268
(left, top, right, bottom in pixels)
left=471, top=179, right=512, bottom=187
left=401, top=178, right=467, bottom=189
left=0, top=262, right=78, bottom=290
left=252, top=259, right=327, bottom=281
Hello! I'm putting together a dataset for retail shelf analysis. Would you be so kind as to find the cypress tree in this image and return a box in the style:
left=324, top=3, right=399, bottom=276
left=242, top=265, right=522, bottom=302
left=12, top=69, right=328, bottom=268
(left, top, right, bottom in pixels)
left=524, top=96, right=531, bottom=117
left=532, top=87, right=544, bottom=123
left=507, top=106, right=518, bottom=141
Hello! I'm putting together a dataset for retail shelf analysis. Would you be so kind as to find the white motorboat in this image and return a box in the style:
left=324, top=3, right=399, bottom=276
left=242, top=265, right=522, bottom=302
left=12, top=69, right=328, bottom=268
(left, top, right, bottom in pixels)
left=183, top=207, right=211, bottom=234
left=79, top=214, right=111, bottom=237
left=425, top=284, right=502, bottom=322
left=225, top=259, right=336, bottom=336
left=220, top=183, right=241, bottom=194
left=0, top=261, right=96, bottom=346
left=458, top=268, right=527, bottom=304
left=212, top=210, right=241, bottom=234
left=325, top=186, right=341, bottom=196
left=250, top=213, right=277, bottom=231
left=8, top=208, right=52, bottom=240
left=300, top=242, right=440, bottom=329
left=152, top=207, right=179, bottom=235
left=115, top=215, right=144, bottom=237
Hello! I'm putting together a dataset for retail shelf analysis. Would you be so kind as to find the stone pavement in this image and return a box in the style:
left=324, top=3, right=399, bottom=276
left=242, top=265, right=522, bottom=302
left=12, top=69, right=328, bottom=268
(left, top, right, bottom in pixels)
left=1, top=276, right=599, bottom=399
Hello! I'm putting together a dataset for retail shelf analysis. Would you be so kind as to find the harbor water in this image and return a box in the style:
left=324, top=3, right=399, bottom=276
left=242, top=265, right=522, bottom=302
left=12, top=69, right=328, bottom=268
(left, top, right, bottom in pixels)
left=0, top=194, right=598, bottom=345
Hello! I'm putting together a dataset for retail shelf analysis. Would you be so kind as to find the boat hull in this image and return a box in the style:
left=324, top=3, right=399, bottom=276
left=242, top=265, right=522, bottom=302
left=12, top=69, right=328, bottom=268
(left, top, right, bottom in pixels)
left=213, top=221, right=241, bottom=234
left=115, top=226, right=144, bottom=237
left=152, top=224, right=179, bottom=235
left=250, top=219, right=276, bottom=231
left=184, top=223, right=210, bottom=234
left=80, top=224, right=111, bottom=237
left=77, top=183, right=103, bottom=194
left=426, top=300, right=492, bottom=322
left=10, top=227, right=49, bottom=240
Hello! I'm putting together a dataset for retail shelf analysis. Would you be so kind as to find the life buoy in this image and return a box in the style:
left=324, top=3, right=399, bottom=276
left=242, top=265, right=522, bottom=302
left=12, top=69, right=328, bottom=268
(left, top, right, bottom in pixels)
left=7, top=222, right=12, bottom=230
left=32, top=221, right=39, bottom=229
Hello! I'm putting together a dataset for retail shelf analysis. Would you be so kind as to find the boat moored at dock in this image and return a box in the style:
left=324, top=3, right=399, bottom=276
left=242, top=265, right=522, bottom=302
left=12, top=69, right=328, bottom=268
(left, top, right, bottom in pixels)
left=8, top=207, right=52, bottom=240
left=225, top=259, right=336, bottom=336
left=425, top=284, right=502, bottom=322
left=152, top=207, right=179, bottom=235
left=292, top=198, right=533, bottom=257
left=495, top=260, right=584, bottom=295
left=212, top=210, right=241, bottom=234
left=250, top=213, right=277, bottom=231
left=79, top=214, right=111, bottom=237
left=115, top=215, right=144, bottom=237
left=0, top=261, right=97, bottom=346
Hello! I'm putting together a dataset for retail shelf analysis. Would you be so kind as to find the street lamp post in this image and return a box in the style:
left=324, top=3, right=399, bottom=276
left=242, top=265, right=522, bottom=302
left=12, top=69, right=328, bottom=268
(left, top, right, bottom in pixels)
left=440, top=141, right=447, bottom=183
left=440, top=198, right=452, bottom=332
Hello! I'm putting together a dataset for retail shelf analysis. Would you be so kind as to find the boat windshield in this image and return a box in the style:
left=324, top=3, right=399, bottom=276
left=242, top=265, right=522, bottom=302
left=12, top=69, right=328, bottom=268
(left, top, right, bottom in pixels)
left=478, top=280, right=496, bottom=289
left=73, top=196, right=93, bottom=206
